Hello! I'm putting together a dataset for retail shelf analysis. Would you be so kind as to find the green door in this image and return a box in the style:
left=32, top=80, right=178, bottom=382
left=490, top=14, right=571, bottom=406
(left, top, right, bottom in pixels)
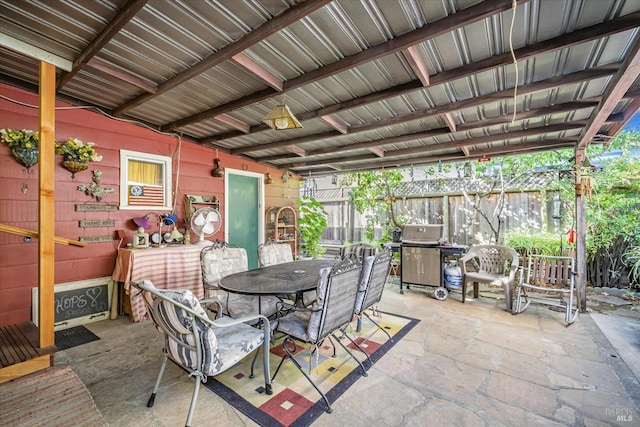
left=226, top=171, right=263, bottom=269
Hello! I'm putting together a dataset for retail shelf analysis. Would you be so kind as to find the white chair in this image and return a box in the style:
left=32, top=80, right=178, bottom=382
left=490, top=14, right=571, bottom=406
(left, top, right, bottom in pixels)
left=514, top=254, right=579, bottom=325
left=459, top=244, right=519, bottom=312
left=135, top=280, right=272, bottom=427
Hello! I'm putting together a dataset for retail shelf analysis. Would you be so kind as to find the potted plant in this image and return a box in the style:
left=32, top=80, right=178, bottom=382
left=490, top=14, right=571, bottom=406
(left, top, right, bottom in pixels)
left=55, top=137, right=102, bottom=178
left=296, top=196, right=327, bottom=259
left=0, top=128, right=39, bottom=171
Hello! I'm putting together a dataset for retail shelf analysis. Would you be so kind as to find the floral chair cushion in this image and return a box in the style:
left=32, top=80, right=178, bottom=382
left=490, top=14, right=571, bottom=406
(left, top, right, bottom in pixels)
left=258, top=243, right=293, bottom=267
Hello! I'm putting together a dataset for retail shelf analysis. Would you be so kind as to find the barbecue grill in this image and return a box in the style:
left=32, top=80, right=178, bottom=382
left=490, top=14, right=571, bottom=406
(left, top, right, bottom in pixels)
left=400, top=224, right=468, bottom=300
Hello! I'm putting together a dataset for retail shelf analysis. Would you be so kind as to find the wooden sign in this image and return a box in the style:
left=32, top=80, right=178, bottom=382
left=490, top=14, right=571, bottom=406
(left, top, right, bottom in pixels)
left=79, top=220, right=115, bottom=228
left=79, top=235, right=114, bottom=243
left=75, top=203, right=118, bottom=212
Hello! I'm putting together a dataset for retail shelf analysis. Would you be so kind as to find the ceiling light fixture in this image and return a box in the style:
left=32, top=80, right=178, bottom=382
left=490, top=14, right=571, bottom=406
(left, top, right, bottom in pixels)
left=263, top=101, right=302, bottom=130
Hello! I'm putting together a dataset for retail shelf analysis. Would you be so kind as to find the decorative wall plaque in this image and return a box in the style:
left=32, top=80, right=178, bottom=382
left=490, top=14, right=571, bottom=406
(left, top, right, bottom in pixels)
left=75, top=204, right=118, bottom=212
left=79, top=220, right=115, bottom=228
left=79, top=235, right=115, bottom=243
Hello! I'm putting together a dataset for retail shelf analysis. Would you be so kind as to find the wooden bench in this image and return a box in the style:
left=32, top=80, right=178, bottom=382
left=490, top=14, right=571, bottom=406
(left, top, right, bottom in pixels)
left=0, top=322, right=57, bottom=384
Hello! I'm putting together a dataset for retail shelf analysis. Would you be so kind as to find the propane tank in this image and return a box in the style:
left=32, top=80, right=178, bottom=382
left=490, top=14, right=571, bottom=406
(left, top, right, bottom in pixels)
left=444, top=260, right=462, bottom=290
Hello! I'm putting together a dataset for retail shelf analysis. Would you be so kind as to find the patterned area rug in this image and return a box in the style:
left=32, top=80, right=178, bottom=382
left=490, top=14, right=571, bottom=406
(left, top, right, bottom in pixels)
left=204, top=311, right=419, bottom=427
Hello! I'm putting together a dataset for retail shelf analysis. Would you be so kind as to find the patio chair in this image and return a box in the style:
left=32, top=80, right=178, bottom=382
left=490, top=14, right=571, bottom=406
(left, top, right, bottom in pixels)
left=339, top=243, right=378, bottom=260
left=200, top=241, right=280, bottom=320
left=271, top=256, right=367, bottom=413
left=134, top=280, right=272, bottom=427
left=459, top=245, right=519, bottom=312
left=257, top=240, right=294, bottom=267
left=513, top=254, right=579, bottom=325
left=353, top=248, right=393, bottom=340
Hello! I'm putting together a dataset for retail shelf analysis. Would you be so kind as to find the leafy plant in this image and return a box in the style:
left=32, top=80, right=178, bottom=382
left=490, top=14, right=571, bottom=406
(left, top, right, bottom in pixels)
left=296, top=196, right=328, bottom=258
left=0, top=128, right=39, bottom=149
left=343, top=169, right=404, bottom=242
left=55, top=137, right=102, bottom=162
left=505, top=231, right=565, bottom=256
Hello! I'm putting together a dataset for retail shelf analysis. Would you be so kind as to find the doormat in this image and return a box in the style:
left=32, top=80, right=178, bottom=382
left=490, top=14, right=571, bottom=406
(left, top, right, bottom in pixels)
left=55, top=325, right=100, bottom=351
left=204, top=311, right=419, bottom=427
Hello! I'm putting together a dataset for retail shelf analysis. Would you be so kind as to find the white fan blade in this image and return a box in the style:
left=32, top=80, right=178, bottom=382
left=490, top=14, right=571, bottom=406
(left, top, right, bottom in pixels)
left=206, top=211, right=218, bottom=222
left=202, top=222, right=215, bottom=234
left=194, top=213, right=206, bottom=226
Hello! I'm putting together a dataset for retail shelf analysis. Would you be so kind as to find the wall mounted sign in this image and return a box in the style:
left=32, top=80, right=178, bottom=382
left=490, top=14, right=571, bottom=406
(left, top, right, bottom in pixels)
left=79, top=220, right=115, bottom=228
left=79, top=235, right=115, bottom=243
left=75, top=203, right=118, bottom=212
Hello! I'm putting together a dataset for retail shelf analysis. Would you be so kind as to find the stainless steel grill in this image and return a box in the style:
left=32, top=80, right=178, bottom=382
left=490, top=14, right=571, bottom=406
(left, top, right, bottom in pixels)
left=400, top=224, right=467, bottom=300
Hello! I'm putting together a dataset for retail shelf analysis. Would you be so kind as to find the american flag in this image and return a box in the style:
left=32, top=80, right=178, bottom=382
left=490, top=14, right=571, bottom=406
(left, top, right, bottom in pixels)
left=129, top=185, right=164, bottom=206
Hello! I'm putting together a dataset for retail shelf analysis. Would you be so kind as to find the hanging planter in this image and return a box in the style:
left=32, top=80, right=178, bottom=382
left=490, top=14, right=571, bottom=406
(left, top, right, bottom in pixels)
left=55, top=137, right=102, bottom=179
left=62, top=159, right=89, bottom=179
left=0, top=128, right=39, bottom=172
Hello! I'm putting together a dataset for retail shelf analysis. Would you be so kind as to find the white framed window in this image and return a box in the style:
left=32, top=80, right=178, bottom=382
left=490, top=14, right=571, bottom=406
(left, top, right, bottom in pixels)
left=119, top=150, right=172, bottom=210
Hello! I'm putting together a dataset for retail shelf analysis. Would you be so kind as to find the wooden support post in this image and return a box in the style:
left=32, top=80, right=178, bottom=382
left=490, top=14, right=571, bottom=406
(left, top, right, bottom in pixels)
left=575, top=146, right=587, bottom=312
left=38, top=61, right=56, bottom=349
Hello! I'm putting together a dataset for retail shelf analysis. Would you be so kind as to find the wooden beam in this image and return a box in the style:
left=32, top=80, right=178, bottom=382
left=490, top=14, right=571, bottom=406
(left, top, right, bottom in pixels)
left=443, top=112, right=457, bottom=133
left=368, top=146, right=385, bottom=157
left=205, top=6, right=640, bottom=146
left=39, top=61, right=56, bottom=350
left=578, top=38, right=640, bottom=148
left=214, top=114, right=251, bottom=133
left=605, top=96, right=640, bottom=137
left=87, top=58, right=157, bottom=93
left=203, top=11, right=639, bottom=144
left=57, top=0, right=148, bottom=89
left=161, top=0, right=520, bottom=131
left=286, top=145, right=306, bottom=157
left=403, top=46, right=430, bottom=86
left=321, top=115, right=349, bottom=134
left=460, top=146, right=470, bottom=156
left=114, top=0, right=332, bottom=116
left=234, top=67, right=613, bottom=155
left=254, top=99, right=600, bottom=166
left=230, top=53, right=283, bottom=91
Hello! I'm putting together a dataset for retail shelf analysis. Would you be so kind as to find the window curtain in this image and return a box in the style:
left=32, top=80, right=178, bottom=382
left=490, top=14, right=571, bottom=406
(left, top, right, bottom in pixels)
left=128, top=160, right=162, bottom=185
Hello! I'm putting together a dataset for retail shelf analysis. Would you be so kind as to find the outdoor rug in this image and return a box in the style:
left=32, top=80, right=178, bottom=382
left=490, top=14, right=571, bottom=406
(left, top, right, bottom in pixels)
left=204, top=311, right=419, bottom=427
left=55, top=325, right=100, bottom=351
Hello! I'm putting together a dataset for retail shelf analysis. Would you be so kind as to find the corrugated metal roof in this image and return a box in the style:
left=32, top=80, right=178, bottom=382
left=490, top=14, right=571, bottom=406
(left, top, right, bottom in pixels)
left=0, top=0, right=638, bottom=177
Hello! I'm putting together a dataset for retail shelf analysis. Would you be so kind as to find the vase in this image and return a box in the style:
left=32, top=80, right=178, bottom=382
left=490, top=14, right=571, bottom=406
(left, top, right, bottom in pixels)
left=62, top=159, right=89, bottom=179
left=11, top=147, right=39, bottom=171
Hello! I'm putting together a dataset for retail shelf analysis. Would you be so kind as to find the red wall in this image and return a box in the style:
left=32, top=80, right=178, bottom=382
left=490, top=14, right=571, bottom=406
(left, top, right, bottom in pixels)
left=0, top=84, right=300, bottom=326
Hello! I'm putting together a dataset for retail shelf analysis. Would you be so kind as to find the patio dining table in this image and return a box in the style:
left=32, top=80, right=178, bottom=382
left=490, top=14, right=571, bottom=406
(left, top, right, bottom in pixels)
left=219, top=259, right=335, bottom=305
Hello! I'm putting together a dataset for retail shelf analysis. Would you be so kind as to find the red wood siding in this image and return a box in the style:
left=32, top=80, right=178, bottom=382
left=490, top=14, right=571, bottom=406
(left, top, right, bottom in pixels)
left=0, top=84, right=300, bottom=326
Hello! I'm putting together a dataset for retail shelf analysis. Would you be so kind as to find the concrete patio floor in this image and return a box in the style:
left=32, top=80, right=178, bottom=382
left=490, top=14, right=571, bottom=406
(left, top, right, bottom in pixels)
left=55, top=281, right=640, bottom=426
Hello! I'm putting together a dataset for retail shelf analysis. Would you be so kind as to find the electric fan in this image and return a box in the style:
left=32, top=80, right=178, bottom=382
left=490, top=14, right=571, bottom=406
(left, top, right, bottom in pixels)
left=190, top=207, right=221, bottom=245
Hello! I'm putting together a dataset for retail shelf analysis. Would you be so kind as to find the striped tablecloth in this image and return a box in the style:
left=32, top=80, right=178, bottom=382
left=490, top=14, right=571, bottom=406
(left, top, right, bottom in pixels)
left=112, top=245, right=205, bottom=322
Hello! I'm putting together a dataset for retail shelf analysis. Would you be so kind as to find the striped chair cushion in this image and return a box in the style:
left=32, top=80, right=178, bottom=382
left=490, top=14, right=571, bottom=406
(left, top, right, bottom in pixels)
left=141, top=281, right=222, bottom=375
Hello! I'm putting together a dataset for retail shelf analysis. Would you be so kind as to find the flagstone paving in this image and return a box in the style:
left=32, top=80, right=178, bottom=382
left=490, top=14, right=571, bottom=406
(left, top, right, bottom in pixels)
left=54, top=281, right=639, bottom=426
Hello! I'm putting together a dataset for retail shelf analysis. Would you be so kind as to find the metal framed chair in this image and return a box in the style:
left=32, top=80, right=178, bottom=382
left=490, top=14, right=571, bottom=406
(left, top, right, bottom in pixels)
left=135, top=280, right=272, bottom=427
left=271, top=256, right=367, bottom=413
left=200, top=241, right=280, bottom=320
left=257, top=239, right=294, bottom=267
left=353, top=249, right=393, bottom=340
left=513, top=254, right=579, bottom=325
left=339, top=243, right=378, bottom=260
left=459, top=245, right=519, bottom=312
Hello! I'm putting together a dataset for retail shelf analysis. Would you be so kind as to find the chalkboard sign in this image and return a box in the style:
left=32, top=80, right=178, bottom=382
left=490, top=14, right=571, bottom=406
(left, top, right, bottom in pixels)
left=54, top=283, right=109, bottom=323
left=32, top=277, right=113, bottom=330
